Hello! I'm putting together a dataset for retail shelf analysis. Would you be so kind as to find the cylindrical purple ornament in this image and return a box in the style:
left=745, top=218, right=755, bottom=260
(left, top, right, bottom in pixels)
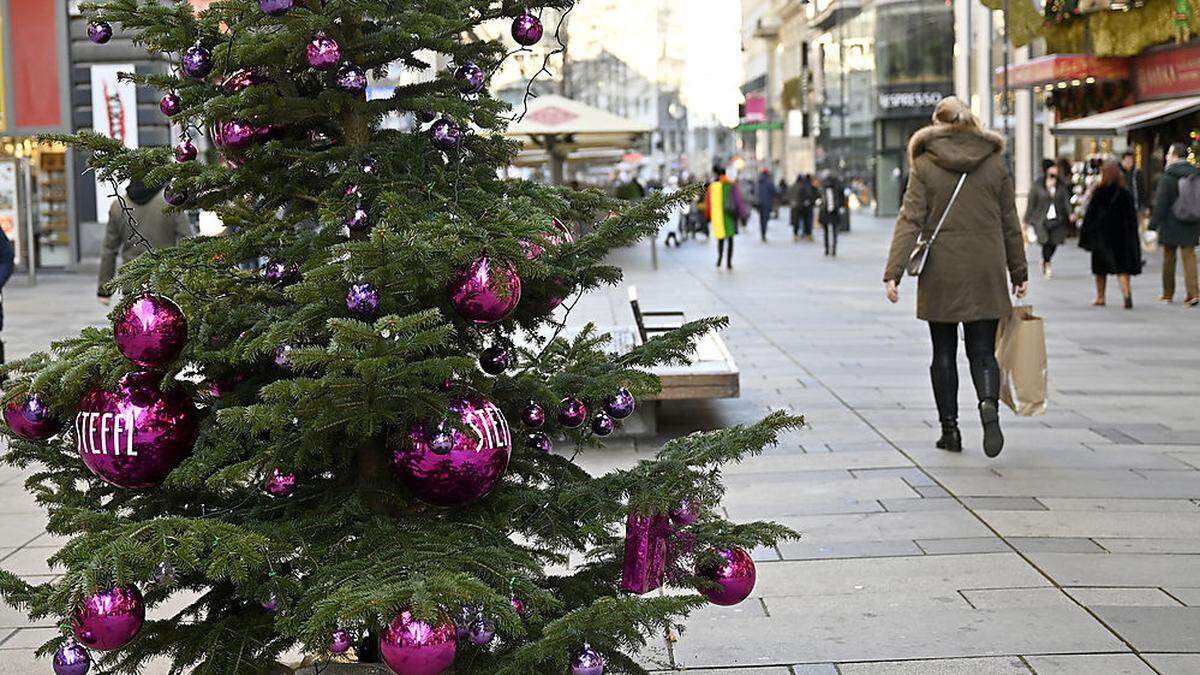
left=379, top=609, right=457, bottom=675
left=697, top=547, right=757, bottom=606
left=454, top=62, right=486, bottom=94
left=346, top=283, right=380, bottom=318
left=87, top=21, right=112, bottom=44
left=604, top=387, right=636, bottom=419
left=345, top=204, right=370, bottom=232
left=591, top=412, right=615, bottom=437
left=429, top=118, right=464, bottom=152
left=557, top=397, right=587, bottom=429
left=571, top=644, right=606, bottom=675
left=521, top=401, right=545, bottom=428
left=4, top=394, right=60, bottom=441
left=259, top=0, right=293, bottom=16
left=335, top=62, right=367, bottom=93
left=263, top=468, right=296, bottom=497
left=525, top=431, right=552, bottom=454
left=53, top=641, right=91, bottom=675
left=511, top=12, right=544, bottom=46
left=331, top=628, right=353, bottom=655
left=159, top=93, right=182, bottom=117
left=479, top=346, right=509, bottom=375
left=448, top=255, right=521, bottom=324
left=181, top=43, right=213, bottom=79
left=306, top=32, right=341, bottom=70
left=72, top=585, right=145, bottom=651
left=174, top=139, right=197, bottom=163
left=114, top=293, right=187, bottom=368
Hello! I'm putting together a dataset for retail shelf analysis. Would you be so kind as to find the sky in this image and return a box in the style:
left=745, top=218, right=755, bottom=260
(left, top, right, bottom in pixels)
left=678, top=0, right=745, bottom=127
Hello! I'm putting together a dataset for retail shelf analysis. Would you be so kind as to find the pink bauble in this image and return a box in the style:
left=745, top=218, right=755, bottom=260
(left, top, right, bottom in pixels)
left=72, top=585, right=145, bottom=651
left=4, top=394, right=60, bottom=440
left=379, top=609, right=457, bottom=675
left=392, top=394, right=511, bottom=507
left=76, top=372, right=199, bottom=489
left=448, top=256, right=521, bottom=325
left=113, top=293, right=187, bottom=368
left=696, top=547, right=756, bottom=606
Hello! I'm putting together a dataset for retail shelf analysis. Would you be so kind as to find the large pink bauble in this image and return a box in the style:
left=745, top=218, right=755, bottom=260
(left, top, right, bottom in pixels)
left=448, top=256, right=521, bottom=325
left=392, top=394, right=511, bottom=507
left=72, top=585, right=145, bottom=651
left=696, top=547, right=757, bottom=606
left=114, top=293, right=187, bottom=368
left=379, top=609, right=457, bottom=675
left=76, top=372, right=199, bottom=489
left=4, top=394, right=60, bottom=440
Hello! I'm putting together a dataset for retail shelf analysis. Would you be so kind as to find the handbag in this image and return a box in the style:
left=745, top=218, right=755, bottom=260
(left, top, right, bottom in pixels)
left=906, top=173, right=968, bottom=277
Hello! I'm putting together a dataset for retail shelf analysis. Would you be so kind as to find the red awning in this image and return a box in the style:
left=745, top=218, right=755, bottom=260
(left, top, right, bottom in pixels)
left=994, top=54, right=1130, bottom=90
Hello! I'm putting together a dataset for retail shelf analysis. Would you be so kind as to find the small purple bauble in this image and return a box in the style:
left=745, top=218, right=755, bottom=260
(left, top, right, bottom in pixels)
left=153, top=560, right=177, bottom=586
left=331, top=628, right=353, bottom=655
left=164, top=181, right=187, bottom=206
left=467, top=616, right=495, bottom=646
left=335, top=62, right=367, bottom=93
left=510, top=595, right=529, bottom=619
left=521, top=402, right=545, bottom=428
left=345, top=204, right=370, bottom=232
left=346, top=282, right=381, bottom=318
left=274, top=344, right=293, bottom=370
left=429, top=118, right=464, bottom=152
left=306, top=32, right=341, bottom=70
left=261, top=592, right=279, bottom=613
left=557, top=397, right=587, bottom=429
left=525, top=431, right=552, bottom=454
left=259, top=0, right=293, bottom=16
left=511, top=12, right=544, bottom=46
left=76, top=371, right=199, bottom=489
left=182, top=43, right=213, bottom=79
left=263, top=468, right=296, bottom=497
left=174, top=139, right=197, bottom=162
left=53, top=641, right=91, bottom=675
left=4, top=394, right=60, bottom=441
left=360, top=156, right=380, bottom=174
left=393, top=393, right=511, bottom=507
left=454, top=62, right=486, bottom=94
left=343, top=183, right=360, bottom=196
left=159, top=93, right=182, bottom=117
left=87, top=21, right=112, bottom=44
left=448, top=255, right=522, bottom=324
left=114, top=292, right=187, bottom=368
left=479, top=346, right=509, bottom=375
left=604, top=387, right=636, bottom=419
left=571, top=644, right=606, bottom=675
left=214, top=120, right=259, bottom=149
left=416, top=110, right=437, bottom=124
left=697, top=547, right=757, bottom=606
left=591, top=412, right=615, bottom=437
left=264, top=260, right=300, bottom=285
left=72, top=585, right=145, bottom=651
left=671, top=499, right=699, bottom=526
left=379, top=609, right=458, bottom=675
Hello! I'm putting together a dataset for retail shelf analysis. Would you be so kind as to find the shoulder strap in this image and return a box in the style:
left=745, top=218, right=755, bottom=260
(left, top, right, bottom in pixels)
left=924, top=173, right=967, bottom=244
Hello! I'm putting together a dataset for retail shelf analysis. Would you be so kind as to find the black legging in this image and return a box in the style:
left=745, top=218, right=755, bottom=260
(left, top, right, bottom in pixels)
left=928, top=320, right=1001, bottom=424
left=717, top=238, right=734, bottom=268
left=758, top=207, right=771, bottom=240
left=1042, top=242, right=1057, bottom=264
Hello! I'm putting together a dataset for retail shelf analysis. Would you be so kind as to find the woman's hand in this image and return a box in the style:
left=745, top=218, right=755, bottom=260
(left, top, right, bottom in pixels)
left=1014, top=281, right=1029, bottom=298
left=885, top=279, right=899, bottom=304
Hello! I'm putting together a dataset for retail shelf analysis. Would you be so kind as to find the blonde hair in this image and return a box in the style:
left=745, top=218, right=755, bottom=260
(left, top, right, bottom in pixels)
left=932, top=96, right=981, bottom=130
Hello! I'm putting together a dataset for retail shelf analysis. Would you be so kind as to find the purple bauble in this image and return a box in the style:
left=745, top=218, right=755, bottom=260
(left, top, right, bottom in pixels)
left=360, top=156, right=380, bottom=174
left=263, top=468, right=296, bottom=497
left=571, top=644, right=606, bottom=675
left=591, top=412, right=615, bottom=437
left=345, top=204, right=370, bottom=232
left=379, top=609, right=457, bottom=675
left=331, top=628, right=353, bottom=655
left=259, top=0, right=293, bottom=16
left=261, top=592, right=279, bottom=613
left=557, top=397, right=587, bottom=429
left=215, top=120, right=259, bottom=149
left=4, top=394, right=60, bottom=441
left=511, top=12, right=544, bottom=46
left=153, top=560, right=176, bottom=586
left=603, top=387, right=635, bottom=419
left=306, top=32, right=341, bottom=70
left=346, top=283, right=381, bottom=318
left=53, top=641, right=91, bottom=675
left=429, top=118, right=464, bottom=152
left=521, top=402, right=545, bottom=428
left=510, top=595, right=529, bottom=619
left=264, top=260, right=300, bottom=286
left=335, top=62, right=367, bottom=93
left=72, top=585, right=145, bottom=651
left=448, top=256, right=521, bottom=324
left=174, top=139, right=197, bottom=163
left=525, top=431, right=552, bottom=454
left=392, top=393, right=511, bottom=507
left=182, top=43, right=213, bottom=79
left=159, top=93, right=182, bottom=117
left=87, top=21, right=112, bottom=44
left=164, top=181, right=187, bottom=206
left=454, top=62, right=486, bottom=94
left=76, top=371, right=199, bottom=489
left=697, top=547, right=757, bottom=606
left=467, top=616, right=495, bottom=646
left=416, top=110, right=437, bottom=124
left=114, top=293, right=187, bottom=368
left=343, top=183, right=361, bottom=196
left=479, top=346, right=509, bottom=375
left=671, top=499, right=699, bottom=526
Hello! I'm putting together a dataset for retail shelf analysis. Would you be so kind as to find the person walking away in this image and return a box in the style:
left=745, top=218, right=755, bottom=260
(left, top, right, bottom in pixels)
left=883, top=96, right=1028, bottom=458
left=775, top=176, right=788, bottom=218
left=703, top=166, right=747, bottom=269
left=1024, top=164, right=1070, bottom=278
left=756, top=167, right=777, bottom=242
left=790, top=173, right=817, bottom=241
left=660, top=175, right=683, bottom=247
left=1149, top=142, right=1200, bottom=306
left=1120, top=151, right=1147, bottom=215
left=0, top=229, right=14, bottom=367
left=1080, top=161, right=1142, bottom=308
left=98, top=179, right=195, bottom=303
left=820, top=172, right=846, bottom=256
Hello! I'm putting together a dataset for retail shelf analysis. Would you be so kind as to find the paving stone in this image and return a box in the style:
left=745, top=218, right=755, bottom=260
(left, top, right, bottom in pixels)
left=1090, top=606, right=1200, bottom=652
left=915, top=485, right=951, bottom=498
left=723, top=449, right=912, bottom=474
left=878, top=498, right=963, bottom=512
left=1029, top=552, right=1200, bottom=587
left=772, top=511, right=993, bottom=545
left=1022, top=654, right=1154, bottom=674
left=651, top=669, right=794, bottom=675
left=1093, top=538, right=1200, bottom=554
left=1163, top=587, right=1200, bottom=606
left=914, top=537, right=1009, bottom=555
left=1008, top=537, right=1106, bottom=554
left=1145, top=653, right=1200, bottom=674
left=977, top=511, right=1200, bottom=539
left=963, top=497, right=1048, bottom=511
left=1064, top=587, right=1182, bottom=607
left=849, top=467, right=938, bottom=487
left=959, top=587, right=1071, bottom=609
left=777, top=539, right=923, bottom=561
left=1036, top=498, right=1200, bottom=512
left=837, top=657, right=1030, bottom=674
left=791, top=666, right=839, bottom=675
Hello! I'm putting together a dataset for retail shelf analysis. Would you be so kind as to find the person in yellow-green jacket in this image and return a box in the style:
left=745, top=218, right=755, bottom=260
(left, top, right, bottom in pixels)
left=703, top=165, right=748, bottom=269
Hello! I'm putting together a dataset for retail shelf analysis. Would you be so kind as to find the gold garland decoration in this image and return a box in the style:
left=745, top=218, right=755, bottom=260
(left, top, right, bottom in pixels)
left=1044, top=0, right=1200, bottom=56
left=979, top=0, right=1047, bottom=47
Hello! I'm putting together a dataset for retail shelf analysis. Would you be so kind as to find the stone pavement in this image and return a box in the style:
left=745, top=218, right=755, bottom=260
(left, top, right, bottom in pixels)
left=0, top=211, right=1199, bottom=673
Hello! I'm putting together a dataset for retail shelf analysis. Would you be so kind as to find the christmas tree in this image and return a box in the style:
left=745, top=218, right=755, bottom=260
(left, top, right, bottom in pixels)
left=1, top=2, right=801, bottom=673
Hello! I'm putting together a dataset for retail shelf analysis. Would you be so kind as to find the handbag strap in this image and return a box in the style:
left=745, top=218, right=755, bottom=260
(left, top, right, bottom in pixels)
left=921, top=173, right=968, bottom=244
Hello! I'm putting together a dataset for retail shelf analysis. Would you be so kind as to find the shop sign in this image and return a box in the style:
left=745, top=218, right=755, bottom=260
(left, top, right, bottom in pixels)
left=742, top=95, right=768, bottom=123
left=878, top=90, right=944, bottom=112
left=1134, top=42, right=1200, bottom=101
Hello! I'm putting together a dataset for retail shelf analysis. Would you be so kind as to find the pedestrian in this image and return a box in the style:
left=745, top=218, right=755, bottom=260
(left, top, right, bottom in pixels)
left=790, top=173, right=817, bottom=241
left=883, top=96, right=1028, bottom=458
left=775, top=175, right=788, bottom=218
left=1120, top=151, right=1147, bottom=214
left=1079, top=161, right=1142, bottom=309
left=660, top=175, right=683, bottom=248
left=1149, top=142, right=1200, bottom=306
left=0, top=229, right=14, bottom=366
left=98, top=179, right=195, bottom=303
left=1024, top=162, right=1071, bottom=279
left=703, top=165, right=748, bottom=269
left=819, top=171, right=846, bottom=256
left=755, top=167, right=777, bottom=242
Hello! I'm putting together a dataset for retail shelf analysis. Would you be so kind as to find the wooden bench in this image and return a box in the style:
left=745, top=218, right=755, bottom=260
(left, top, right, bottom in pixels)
left=627, top=287, right=740, bottom=402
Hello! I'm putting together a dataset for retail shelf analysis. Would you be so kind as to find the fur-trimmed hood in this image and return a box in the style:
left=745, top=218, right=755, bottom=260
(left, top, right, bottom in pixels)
left=908, top=124, right=1006, bottom=173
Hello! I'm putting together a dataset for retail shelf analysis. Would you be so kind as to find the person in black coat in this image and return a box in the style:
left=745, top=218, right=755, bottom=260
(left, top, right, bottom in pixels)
left=1080, top=161, right=1142, bottom=309
left=0, top=230, right=14, bottom=365
left=818, top=172, right=846, bottom=257
left=789, top=173, right=817, bottom=240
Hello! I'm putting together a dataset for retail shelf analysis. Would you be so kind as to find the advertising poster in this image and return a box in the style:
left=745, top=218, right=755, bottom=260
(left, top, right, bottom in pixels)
left=0, top=160, right=20, bottom=265
left=90, top=64, right=139, bottom=222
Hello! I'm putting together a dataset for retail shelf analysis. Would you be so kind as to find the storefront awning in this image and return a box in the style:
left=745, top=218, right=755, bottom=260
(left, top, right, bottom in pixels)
left=1052, top=96, right=1200, bottom=136
left=994, top=54, right=1129, bottom=90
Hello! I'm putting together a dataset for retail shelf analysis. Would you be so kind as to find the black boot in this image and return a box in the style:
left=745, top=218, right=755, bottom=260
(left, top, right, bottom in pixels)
left=970, top=361, right=1004, bottom=458
left=930, top=365, right=961, bottom=452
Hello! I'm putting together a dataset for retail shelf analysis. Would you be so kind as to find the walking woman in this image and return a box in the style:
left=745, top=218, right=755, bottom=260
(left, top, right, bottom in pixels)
left=703, top=165, right=747, bottom=269
left=1080, top=160, right=1142, bottom=308
left=1024, top=163, right=1070, bottom=279
left=883, top=97, right=1028, bottom=457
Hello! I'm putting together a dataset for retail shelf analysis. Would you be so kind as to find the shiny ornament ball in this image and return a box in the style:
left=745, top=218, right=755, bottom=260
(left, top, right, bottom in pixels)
left=263, top=468, right=296, bottom=497
left=306, top=32, right=341, bottom=70
left=72, top=585, right=145, bottom=651
left=525, top=431, right=552, bottom=454
left=261, top=592, right=279, bottom=613
left=114, top=293, right=187, bottom=368
left=153, top=560, right=177, bottom=586
left=571, top=644, right=605, bottom=675
left=343, top=183, right=361, bottom=197
left=335, top=62, right=367, bottom=93
left=4, top=394, right=60, bottom=441
left=264, top=260, right=300, bottom=286
left=467, top=616, right=495, bottom=646
left=159, top=93, right=182, bottom=117
left=214, top=120, right=259, bottom=149
left=331, top=628, right=353, bottom=655
left=52, top=641, right=91, bottom=675
left=416, top=110, right=437, bottom=124
left=671, top=499, right=699, bottom=526
left=510, top=595, right=529, bottom=619
left=164, top=181, right=187, bottom=206
left=557, top=397, right=587, bottom=429
left=591, top=412, right=615, bottom=437
left=479, top=346, right=509, bottom=375
left=379, top=609, right=457, bottom=675
left=521, top=402, right=545, bottom=428
left=346, top=283, right=381, bottom=318
left=87, top=21, right=112, bottom=44
left=511, top=12, right=544, bottom=46
left=360, top=156, right=380, bottom=174
left=603, top=387, right=635, bottom=419
left=174, top=139, right=197, bottom=163
left=448, top=256, right=521, bottom=324
left=259, top=0, right=293, bottom=16
left=454, top=62, right=486, bottom=94
left=76, top=371, right=199, bottom=489
left=345, top=204, right=370, bottom=232
left=393, top=393, right=511, bottom=507
left=429, top=118, right=464, bottom=152
left=182, top=44, right=213, bottom=79
left=697, top=547, right=757, bottom=606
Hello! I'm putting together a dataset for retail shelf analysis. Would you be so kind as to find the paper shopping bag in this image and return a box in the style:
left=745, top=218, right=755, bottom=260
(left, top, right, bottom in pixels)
left=996, top=304, right=1048, bottom=417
